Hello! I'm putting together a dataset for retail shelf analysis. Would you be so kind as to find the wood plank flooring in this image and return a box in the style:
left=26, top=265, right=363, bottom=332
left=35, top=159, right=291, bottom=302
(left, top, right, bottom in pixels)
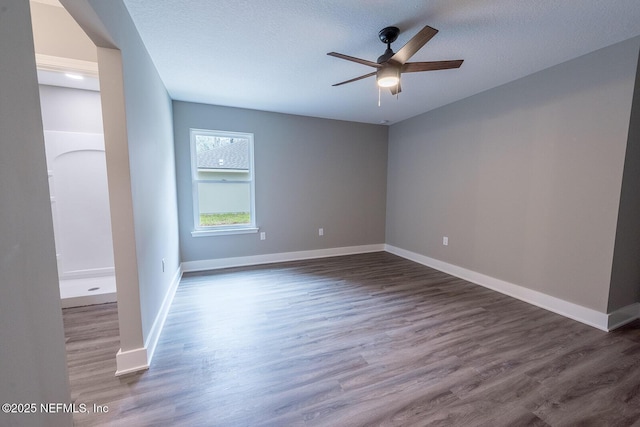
left=63, top=252, right=640, bottom=426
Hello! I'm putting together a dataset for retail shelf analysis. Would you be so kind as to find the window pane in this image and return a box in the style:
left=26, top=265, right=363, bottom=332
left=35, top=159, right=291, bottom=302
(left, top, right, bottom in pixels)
left=195, top=134, right=250, bottom=180
left=190, top=129, right=255, bottom=231
left=197, top=182, right=251, bottom=226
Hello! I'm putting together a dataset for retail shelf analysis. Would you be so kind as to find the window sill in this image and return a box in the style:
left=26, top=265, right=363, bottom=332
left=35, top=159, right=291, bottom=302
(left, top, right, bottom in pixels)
left=191, top=227, right=259, bottom=238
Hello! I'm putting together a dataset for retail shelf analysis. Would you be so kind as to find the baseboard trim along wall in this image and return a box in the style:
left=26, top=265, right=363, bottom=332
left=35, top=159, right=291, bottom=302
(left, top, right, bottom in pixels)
left=385, top=244, right=640, bottom=332
left=181, top=244, right=386, bottom=272
left=607, top=302, right=640, bottom=330
left=145, top=265, right=183, bottom=364
left=115, top=347, right=148, bottom=376
left=119, top=243, right=636, bottom=376
left=115, top=265, right=182, bottom=376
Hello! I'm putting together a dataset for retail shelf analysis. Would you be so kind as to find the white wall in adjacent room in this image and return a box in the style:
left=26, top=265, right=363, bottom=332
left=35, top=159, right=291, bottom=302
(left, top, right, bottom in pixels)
left=39, top=84, right=115, bottom=280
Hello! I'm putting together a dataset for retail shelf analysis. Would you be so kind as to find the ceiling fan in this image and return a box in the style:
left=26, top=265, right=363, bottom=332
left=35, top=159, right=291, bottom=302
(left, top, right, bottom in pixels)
left=328, top=25, right=463, bottom=95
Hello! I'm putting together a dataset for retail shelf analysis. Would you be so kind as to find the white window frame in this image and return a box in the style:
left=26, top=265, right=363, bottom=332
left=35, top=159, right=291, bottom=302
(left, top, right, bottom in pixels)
left=189, top=128, right=258, bottom=237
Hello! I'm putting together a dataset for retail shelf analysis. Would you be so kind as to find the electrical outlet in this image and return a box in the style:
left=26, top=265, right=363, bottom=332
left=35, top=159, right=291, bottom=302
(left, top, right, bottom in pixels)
left=319, top=228, right=324, bottom=236
left=260, top=232, right=266, bottom=240
left=443, top=236, right=448, bottom=246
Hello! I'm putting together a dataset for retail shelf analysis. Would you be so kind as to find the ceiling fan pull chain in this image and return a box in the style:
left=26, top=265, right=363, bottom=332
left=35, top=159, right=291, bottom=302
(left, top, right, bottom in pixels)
left=378, top=86, right=381, bottom=107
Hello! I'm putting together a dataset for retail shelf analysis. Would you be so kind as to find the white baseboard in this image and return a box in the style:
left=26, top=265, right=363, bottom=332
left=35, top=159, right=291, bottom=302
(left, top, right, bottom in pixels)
left=115, top=347, right=149, bottom=376
left=144, top=265, right=183, bottom=365
left=181, top=244, right=385, bottom=272
left=607, top=303, right=640, bottom=330
left=115, top=265, right=182, bottom=376
left=122, top=244, right=635, bottom=377
left=384, top=244, right=638, bottom=332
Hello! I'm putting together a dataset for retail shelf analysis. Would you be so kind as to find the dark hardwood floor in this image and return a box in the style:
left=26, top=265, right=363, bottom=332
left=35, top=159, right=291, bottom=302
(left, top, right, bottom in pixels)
left=63, top=252, right=640, bottom=426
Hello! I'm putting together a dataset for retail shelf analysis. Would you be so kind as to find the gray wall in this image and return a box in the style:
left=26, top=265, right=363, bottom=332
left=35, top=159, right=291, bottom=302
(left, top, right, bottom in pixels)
left=62, top=0, right=180, bottom=345
left=173, top=102, right=388, bottom=262
left=0, top=1, right=72, bottom=426
left=387, top=37, right=640, bottom=313
left=609, top=48, right=640, bottom=311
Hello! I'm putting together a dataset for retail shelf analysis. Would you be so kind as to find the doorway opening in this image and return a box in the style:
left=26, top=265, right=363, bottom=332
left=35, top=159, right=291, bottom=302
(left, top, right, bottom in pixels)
left=31, top=0, right=117, bottom=308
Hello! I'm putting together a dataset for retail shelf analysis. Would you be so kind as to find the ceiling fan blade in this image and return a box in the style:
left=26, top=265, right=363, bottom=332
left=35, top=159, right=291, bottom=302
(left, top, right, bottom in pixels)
left=402, top=60, right=464, bottom=73
left=332, top=71, right=377, bottom=87
left=389, top=81, right=402, bottom=96
left=327, top=52, right=382, bottom=68
left=390, top=25, right=438, bottom=65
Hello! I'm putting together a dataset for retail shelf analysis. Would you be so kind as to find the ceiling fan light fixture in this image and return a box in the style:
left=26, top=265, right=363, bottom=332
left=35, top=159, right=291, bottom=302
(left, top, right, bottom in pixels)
left=377, top=75, right=399, bottom=88
left=329, top=24, right=463, bottom=99
left=376, top=67, right=399, bottom=88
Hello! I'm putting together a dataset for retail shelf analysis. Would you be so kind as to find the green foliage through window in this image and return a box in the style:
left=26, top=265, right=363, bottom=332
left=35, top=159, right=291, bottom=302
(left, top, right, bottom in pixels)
left=199, top=212, right=250, bottom=226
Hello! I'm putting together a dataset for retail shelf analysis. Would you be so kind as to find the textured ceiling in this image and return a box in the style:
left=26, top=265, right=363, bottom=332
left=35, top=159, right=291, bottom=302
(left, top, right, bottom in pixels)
left=121, top=0, right=640, bottom=125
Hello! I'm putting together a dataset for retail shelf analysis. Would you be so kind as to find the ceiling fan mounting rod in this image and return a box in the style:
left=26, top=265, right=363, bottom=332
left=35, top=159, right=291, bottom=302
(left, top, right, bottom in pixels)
left=377, top=27, right=399, bottom=64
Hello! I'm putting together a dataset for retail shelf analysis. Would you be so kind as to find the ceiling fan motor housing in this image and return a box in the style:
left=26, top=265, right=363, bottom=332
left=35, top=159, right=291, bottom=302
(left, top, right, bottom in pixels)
left=377, top=48, right=394, bottom=64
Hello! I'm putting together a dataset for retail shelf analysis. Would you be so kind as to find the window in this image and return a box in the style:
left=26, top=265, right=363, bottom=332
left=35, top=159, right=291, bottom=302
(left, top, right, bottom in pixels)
left=190, top=129, right=257, bottom=236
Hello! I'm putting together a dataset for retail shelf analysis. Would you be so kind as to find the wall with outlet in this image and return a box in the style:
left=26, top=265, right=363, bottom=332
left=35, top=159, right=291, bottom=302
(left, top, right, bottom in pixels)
left=173, top=102, right=388, bottom=262
left=62, top=0, right=183, bottom=365
left=387, top=37, right=640, bottom=313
